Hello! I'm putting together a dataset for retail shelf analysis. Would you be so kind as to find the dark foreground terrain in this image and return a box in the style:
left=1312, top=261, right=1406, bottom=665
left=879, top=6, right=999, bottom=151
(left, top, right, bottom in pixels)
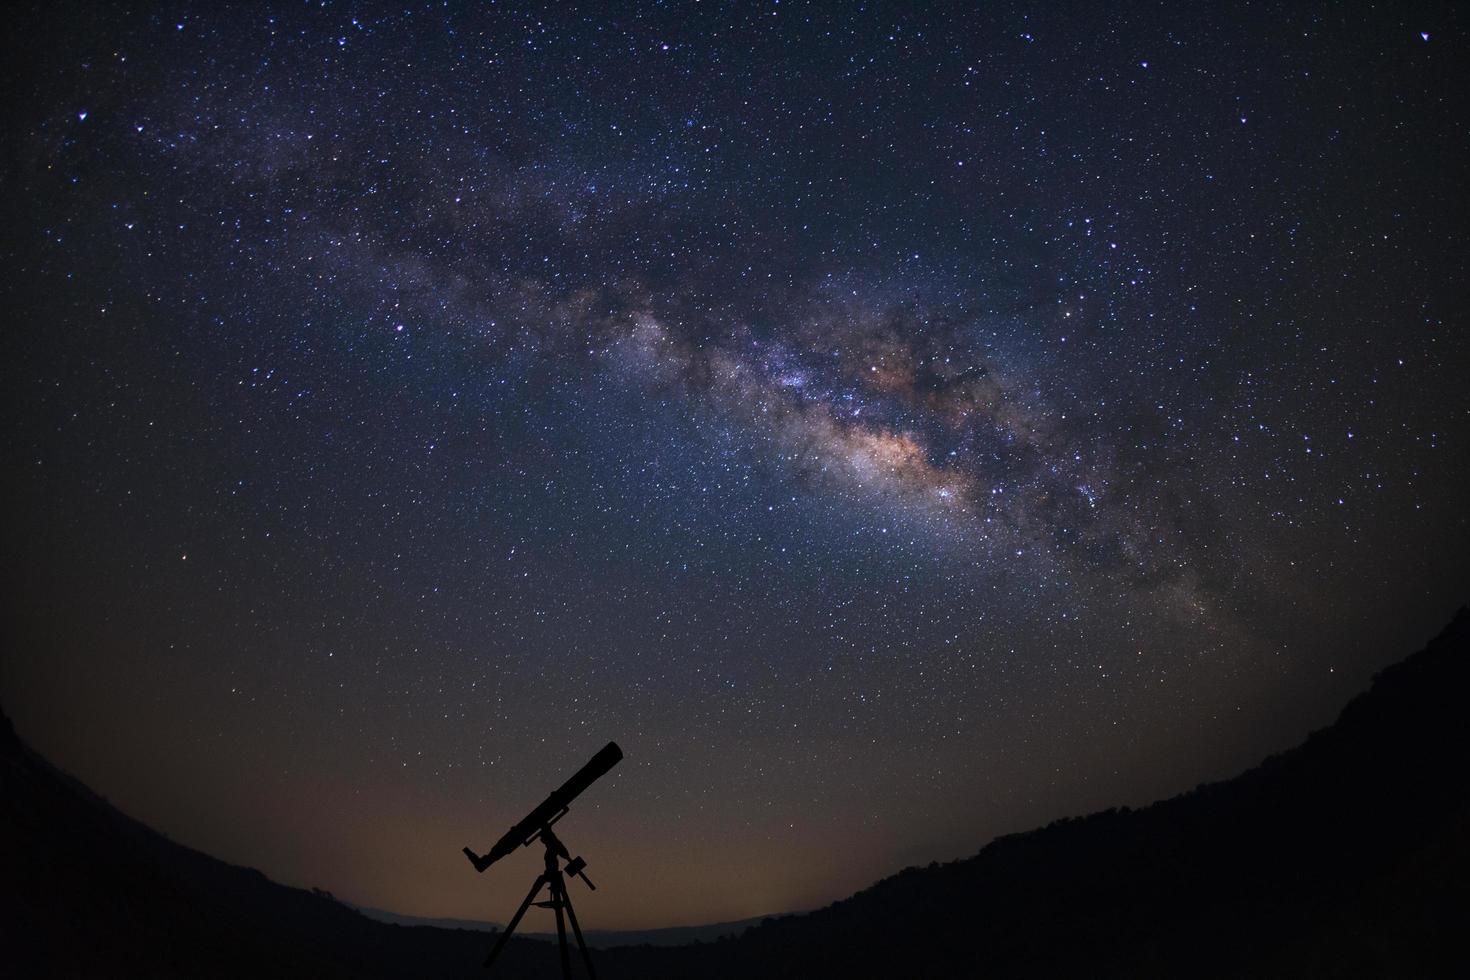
left=5, top=612, right=1469, bottom=978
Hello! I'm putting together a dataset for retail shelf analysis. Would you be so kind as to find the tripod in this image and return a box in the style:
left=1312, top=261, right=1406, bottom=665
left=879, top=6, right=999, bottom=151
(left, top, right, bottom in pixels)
left=482, top=826, right=598, bottom=978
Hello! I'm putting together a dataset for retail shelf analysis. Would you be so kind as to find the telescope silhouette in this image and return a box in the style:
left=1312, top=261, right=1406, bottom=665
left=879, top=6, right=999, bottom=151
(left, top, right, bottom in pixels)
left=463, top=741, right=623, bottom=977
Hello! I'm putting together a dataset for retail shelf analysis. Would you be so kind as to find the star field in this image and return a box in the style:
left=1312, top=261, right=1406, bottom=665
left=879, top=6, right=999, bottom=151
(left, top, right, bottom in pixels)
left=3, top=1, right=1468, bottom=928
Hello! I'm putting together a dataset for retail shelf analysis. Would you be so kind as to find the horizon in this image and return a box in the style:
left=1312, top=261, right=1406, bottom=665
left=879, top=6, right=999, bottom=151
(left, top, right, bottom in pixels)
left=4, top=0, right=1468, bottom=934
left=3, top=607, right=1462, bottom=938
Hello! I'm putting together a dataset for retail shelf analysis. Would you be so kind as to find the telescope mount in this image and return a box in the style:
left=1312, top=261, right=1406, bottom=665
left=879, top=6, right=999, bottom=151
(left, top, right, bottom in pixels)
left=478, top=825, right=599, bottom=978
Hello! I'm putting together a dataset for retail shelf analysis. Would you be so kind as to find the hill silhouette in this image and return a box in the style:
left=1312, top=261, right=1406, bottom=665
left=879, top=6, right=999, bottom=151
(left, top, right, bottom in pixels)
left=5, top=611, right=1469, bottom=977
left=595, top=609, right=1470, bottom=978
left=0, top=706, right=555, bottom=978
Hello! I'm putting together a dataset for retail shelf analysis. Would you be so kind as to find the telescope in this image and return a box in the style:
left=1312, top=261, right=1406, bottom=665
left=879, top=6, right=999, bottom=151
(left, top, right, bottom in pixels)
left=463, top=741, right=623, bottom=978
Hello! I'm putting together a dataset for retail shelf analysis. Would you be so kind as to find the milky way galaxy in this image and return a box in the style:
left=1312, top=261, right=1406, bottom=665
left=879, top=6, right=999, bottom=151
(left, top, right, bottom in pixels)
left=4, top=1, right=1468, bottom=929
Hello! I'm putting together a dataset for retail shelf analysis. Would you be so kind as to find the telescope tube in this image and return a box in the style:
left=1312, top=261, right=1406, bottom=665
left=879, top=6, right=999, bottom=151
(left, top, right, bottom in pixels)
left=468, top=741, right=623, bottom=871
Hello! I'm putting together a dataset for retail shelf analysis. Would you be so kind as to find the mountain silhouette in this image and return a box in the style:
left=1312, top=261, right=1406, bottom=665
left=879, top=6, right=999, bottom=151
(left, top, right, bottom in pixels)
left=0, top=707, right=554, bottom=978
left=594, top=609, right=1470, bottom=978
left=5, top=610, right=1469, bottom=977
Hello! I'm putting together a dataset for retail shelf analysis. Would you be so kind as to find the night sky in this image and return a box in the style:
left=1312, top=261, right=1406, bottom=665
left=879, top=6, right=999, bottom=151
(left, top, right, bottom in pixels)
left=3, top=1, right=1468, bottom=931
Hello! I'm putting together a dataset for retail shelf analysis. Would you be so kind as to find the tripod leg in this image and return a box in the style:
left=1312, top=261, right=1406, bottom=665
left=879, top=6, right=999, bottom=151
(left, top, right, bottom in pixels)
left=485, top=874, right=546, bottom=969
left=551, top=876, right=572, bottom=980
left=561, top=884, right=598, bottom=980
